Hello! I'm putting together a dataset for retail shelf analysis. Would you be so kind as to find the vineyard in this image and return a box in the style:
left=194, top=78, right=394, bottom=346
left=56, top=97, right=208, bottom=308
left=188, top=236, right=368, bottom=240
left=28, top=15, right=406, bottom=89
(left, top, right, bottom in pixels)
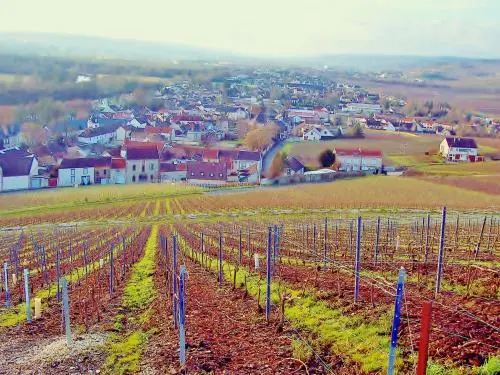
left=0, top=183, right=498, bottom=374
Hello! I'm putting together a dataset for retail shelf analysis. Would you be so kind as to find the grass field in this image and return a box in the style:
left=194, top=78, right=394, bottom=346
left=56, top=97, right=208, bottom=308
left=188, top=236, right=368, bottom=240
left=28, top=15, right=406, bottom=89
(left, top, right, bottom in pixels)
left=285, top=131, right=500, bottom=179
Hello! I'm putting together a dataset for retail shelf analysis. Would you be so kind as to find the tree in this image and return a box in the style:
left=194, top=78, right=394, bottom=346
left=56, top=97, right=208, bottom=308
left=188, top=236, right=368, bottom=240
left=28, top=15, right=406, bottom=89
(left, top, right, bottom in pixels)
left=319, top=149, right=336, bottom=168
left=347, top=123, right=364, bottom=138
left=243, top=124, right=278, bottom=151
left=268, top=151, right=287, bottom=178
left=21, top=122, right=48, bottom=146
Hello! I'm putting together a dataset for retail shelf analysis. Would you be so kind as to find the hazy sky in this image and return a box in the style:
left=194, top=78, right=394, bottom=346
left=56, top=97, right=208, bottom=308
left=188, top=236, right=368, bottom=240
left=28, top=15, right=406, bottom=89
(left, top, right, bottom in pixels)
left=2, top=0, right=500, bottom=58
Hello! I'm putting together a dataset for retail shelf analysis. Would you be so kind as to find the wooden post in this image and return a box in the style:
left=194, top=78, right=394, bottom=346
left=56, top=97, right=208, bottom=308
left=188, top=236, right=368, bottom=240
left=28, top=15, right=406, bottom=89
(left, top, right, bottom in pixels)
left=417, top=301, right=433, bottom=375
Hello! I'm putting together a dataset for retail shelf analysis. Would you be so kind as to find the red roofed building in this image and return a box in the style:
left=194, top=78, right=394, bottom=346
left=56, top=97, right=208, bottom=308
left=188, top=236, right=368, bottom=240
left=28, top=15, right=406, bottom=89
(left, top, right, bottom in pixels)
left=110, top=157, right=126, bottom=184
left=334, top=147, right=383, bottom=172
left=187, top=161, right=227, bottom=186
left=171, top=115, right=203, bottom=124
left=159, top=162, right=187, bottom=182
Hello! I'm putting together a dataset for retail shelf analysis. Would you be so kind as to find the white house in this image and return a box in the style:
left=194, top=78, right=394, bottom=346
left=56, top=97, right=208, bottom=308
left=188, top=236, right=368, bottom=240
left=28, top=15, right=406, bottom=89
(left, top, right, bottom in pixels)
left=335, top=148, right=383, bottom=172
left=0, top=148, right=39, bottom=192
left=303, top=126, right=337, bottom=141
left=58, top=157, right=111, bottom=187
left=78, top=126, right=118, bottom=145
left=440, top=137, right=479, bottom=162
left=227, top=108, right=248, bottom=120
left=342, top=103, right=381, bottom=115
left=116, top=126, right=132, bottom=143
left=160, top=162, right=187, bottom=182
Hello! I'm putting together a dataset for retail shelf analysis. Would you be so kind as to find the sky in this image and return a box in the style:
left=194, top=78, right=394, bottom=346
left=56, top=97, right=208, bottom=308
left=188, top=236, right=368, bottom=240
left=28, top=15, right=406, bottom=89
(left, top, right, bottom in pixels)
left=1, top=0, right=500, bottom=58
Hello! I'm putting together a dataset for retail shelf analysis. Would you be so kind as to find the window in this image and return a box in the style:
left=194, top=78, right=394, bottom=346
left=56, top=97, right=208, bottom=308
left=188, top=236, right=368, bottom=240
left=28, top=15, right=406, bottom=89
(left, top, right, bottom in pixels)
left=71, top=168, right=75, bottom=176
left=210, top=173, right=214, bottom=177
left=142, top=165, right=145, bottom=172
left=200, top=172, right=204, bottom=176
left=219, top=173, right=223, bottom=177
left=83, top=168, right=88, bottom=174
left=132, top=176, right=136, bottom=182
left=103, top=170, right=107, bottom=176
left=150, top=163, right=155, bottom=171
left=70, top=176, right=75, bottom=184
left=132, top=165, right=136, bottom=171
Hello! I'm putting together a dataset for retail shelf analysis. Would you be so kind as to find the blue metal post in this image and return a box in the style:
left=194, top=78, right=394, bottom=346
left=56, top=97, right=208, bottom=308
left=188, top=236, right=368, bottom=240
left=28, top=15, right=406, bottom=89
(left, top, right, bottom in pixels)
left=3, top=263, right=10, bottom=307
left=266, top=226, right=272, bottom=322
left=238, top=229, right=242, bottom=264
left=173, top=235, right=178, bottom=329
left=109, top=245, right=114, bottom=295
left=179, top=265, right=187, bottom=366
left=435, top=207, right=446, bottom=297
left=24, top=269, right=31, bottom=322
left=388, top=268, right=406, bottom=375
left=218, top=231, right=223, bottom=287
left=61, top=277, right=72, bottom=346
left=56, top=248, right=61, bottom=301
left=374, top=216, right=380, bottom=265
left=354, top=216, right=362, bottom=303
left=323, top=217, right=328, bottom=270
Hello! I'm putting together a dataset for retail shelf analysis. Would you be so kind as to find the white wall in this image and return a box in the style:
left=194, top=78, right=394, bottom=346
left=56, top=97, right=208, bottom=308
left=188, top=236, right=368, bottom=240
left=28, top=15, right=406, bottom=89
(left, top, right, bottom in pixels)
left=2, top=175, right=30, bottom=191
left=58, top=167, right=95, bottom=187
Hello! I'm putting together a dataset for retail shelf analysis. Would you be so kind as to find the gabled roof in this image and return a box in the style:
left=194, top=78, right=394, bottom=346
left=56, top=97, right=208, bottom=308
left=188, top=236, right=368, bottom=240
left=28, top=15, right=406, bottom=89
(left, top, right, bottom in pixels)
left=237, top=150, right=261, bottom=161
left=445, top=137, right=477, bottom=149
left=285, top=156, right=304, bottom=171
left=60, top=156, right=111, bottom=169
left=144, top=126, right=172, bottom=134
left=111, top=157, right=126, bottom=169
left=187, top=161, right=227, bottom=181
left=0, top=147, right=35, bottom=177
left=126, top=145, right=160, bottom=160
left=335, top=148, right=382, bottom=157
left=79, top=125, right=119, bottom=138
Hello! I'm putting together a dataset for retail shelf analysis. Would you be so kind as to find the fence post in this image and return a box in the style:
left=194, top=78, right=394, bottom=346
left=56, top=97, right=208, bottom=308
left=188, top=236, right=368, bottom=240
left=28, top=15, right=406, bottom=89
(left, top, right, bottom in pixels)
left=388, top=268, right=406, bottom=375
left=61, top=277, right=72, bottom=346
left=218, top=231, right=223, bottom=287
left=24, top=269, right=31, bottom=323
left=56, top=248, right=60, bottom=301
left=109, top=244, right=114, bottom=295
left=424, top=214, right=431, bottom=265
left=323, top=217, right=328, bottom=270
left=122, top=236, right=126, bottom=278
left=474, top=216, right=487, bottom=259
left=3, top=262, right=10, bottom=307
left=266, top=226, right=272, bottom=322
left=435, top=207, right=446, bottom=297
left=354, top=216, right=362, bottom=303
left=179, top=265, right=187, bottom=367
left=173, top=235, right=178, bottom=329
left=417, top=301, right=433, bottom=375
left=238, top=229, right=242, bottom=264
left=374, top=216, right=380, bottom=265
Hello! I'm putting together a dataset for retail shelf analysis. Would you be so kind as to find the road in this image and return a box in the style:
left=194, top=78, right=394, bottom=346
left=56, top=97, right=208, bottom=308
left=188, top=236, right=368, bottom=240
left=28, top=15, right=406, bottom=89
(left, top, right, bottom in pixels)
left=261, top=140, right=286, bottom=176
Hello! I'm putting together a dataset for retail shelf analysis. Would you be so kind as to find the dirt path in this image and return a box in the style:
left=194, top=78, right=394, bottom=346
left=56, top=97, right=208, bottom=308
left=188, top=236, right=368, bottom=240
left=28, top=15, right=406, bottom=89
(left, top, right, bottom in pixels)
left=142, top=256, right=316, bottom=375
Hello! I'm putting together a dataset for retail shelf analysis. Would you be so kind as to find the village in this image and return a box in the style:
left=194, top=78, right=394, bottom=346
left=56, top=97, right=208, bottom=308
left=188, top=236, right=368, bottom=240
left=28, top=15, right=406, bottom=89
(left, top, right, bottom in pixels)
left=0, top=69, right=493, bottom=192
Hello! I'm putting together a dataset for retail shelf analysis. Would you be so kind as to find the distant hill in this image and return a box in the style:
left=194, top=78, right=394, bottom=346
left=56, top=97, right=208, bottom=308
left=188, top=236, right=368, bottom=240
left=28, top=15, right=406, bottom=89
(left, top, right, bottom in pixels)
left=0, top=32, right=236, bottom=62
left=1, top=32, right=500, bottom=73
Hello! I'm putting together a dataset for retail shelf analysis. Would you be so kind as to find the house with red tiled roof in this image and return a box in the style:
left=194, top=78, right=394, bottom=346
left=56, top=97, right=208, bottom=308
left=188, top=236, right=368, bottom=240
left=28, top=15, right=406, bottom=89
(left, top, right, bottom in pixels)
left=186, top=161, right=227, bottom=186
left=334, top=147, right=383, bottom=172
left=159, top=162, right=187, bottom=182
left=110, top=157, right=126, bottom=184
